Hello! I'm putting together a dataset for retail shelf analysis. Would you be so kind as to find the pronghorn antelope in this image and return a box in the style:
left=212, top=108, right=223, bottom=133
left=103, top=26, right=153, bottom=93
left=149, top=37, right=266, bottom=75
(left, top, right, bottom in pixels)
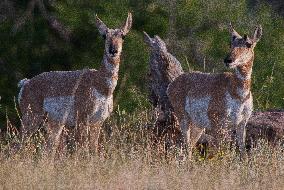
left=17, top=13, right=132, bottom=154
left=167, top=24, right=262, bottom=156
left=144, top=32, right=183, bottom=148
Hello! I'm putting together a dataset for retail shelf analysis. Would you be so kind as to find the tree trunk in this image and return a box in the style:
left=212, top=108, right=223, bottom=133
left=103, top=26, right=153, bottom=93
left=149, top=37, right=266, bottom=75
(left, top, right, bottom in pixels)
left=147, top=42, right=184, bottom=146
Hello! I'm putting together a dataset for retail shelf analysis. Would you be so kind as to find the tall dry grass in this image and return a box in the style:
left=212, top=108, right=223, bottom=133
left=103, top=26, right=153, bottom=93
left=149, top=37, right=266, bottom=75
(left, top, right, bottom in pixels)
left=0, top=109, right=284, bottom=190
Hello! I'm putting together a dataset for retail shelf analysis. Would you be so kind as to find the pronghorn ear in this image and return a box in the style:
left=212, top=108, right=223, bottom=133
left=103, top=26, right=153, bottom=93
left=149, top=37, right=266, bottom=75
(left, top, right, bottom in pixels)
left=253, top=25, right=262, bottom=43
left=229, top=22, right=241, bottom=41
left=154, top=35, right=164, bottom=43
left=154, top=35, right=167, bottom=49
left=121, top=12, right=132, bottom=36
left=143, top=31, right=153, bottom=46
left=95, top=14, right=108, bottom=36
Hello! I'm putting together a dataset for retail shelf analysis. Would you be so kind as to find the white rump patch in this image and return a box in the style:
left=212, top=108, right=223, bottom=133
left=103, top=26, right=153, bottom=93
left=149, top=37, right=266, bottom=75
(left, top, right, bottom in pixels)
left=17, top=78, right=30, bottom=104
left=185, top=96, right=211, bottom=128
left=43, top=96, right=75, bottom=125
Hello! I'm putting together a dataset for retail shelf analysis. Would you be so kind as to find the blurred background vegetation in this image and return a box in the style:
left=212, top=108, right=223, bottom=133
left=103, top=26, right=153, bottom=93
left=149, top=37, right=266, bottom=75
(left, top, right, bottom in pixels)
left=0, top=0, right=283, bottom=127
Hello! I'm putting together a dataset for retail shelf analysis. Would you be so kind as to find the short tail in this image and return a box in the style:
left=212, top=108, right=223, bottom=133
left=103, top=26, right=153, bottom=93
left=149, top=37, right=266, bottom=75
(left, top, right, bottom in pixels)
left=18, top=78, right=29, bottom=88
left=18, top=78, right=29, bottom=104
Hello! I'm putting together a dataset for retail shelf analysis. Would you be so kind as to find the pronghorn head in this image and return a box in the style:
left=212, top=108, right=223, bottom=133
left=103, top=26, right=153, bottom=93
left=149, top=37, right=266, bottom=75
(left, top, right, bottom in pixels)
left=96, top=13, right=132, bottom=60
left=224, top=23, right=262, bottom=68
left=143, top=32, right=167, bottom=53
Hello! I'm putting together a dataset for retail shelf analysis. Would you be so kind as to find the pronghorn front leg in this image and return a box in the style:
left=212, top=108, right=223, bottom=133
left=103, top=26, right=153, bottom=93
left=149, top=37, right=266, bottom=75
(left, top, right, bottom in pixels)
left=44, top=120, right=65, bottom=157
left=235, top=120, right=248, bottom=155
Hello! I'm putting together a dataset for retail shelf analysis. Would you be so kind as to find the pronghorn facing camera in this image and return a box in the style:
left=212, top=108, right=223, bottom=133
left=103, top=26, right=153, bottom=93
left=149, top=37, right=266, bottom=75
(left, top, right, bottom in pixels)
left=167, top=24, right=262, bottom=156
left=17, top=13, right=132, bottom=155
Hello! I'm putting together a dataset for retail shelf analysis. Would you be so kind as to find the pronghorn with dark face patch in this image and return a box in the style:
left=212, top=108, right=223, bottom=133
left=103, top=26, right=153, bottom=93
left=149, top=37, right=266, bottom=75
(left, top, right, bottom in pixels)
left=167, top=24, right=262, bottom=156
left=17, top=13, right=132, bottom=154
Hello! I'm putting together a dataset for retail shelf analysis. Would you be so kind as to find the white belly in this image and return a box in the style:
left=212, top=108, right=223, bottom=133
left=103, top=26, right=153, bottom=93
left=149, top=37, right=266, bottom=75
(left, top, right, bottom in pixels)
left=43, top=96, right=75, bottom=125
left=185, top=96, right=211, bottom=128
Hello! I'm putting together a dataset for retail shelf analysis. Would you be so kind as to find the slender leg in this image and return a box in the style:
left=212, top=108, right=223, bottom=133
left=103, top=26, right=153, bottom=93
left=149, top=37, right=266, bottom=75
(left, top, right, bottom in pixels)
left=89, top=124, right=101, bottom=155
left=75, top=123, right=89, bottom=151
left=20, top=112, right=43, bottom=143
left=188, top=124, right=205, bottom=159
left=236, top=121, right=247, bottom=155
left=11, top=110, right=43, bottom=154
left=44, top=119, right=65, bottom=157
left=180, top=117, right=205, bottom=159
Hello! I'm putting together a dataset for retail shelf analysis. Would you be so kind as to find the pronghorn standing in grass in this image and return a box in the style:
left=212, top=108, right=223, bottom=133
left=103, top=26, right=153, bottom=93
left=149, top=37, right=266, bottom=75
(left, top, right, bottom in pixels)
left=17, top=13, right=132, bottom=154
left=167, top=24, right=262, bottom=156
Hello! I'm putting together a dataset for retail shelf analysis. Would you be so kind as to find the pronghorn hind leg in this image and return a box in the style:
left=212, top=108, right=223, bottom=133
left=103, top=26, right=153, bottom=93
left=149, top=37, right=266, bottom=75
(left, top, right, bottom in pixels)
left=44, top=119, right=65, bottom=157
left=188, top=124, right=205, bottom=159
left=179, top=117, right=205, bottom=160
left=11, top=108, right=44, bottom=154
left=21, top=112, right=44, bottom=142
left=88, top=124, right=101, bottom=155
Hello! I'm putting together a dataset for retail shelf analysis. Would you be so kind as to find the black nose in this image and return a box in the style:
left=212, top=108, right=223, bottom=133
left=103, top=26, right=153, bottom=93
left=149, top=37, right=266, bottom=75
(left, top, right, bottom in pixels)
left=109, top=46, right=118, bottom=55
left=224, top=58, right=232, bottom=64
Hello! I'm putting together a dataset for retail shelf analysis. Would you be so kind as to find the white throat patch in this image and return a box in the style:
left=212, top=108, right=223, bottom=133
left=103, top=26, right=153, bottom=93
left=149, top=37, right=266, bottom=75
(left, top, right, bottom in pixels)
left=235, top=68, right=252, bottom=80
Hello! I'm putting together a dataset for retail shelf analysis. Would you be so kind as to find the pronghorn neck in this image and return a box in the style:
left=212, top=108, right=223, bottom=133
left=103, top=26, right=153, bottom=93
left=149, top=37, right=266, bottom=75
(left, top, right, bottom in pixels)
left=98, top=54, right=120, bottom=92
left=230, top=56, right=254, bottom=101
left=235, top=55, right=254, bottom=81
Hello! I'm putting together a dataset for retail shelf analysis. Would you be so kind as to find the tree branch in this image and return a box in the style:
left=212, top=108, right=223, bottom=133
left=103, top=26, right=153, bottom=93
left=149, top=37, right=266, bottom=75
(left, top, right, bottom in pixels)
left=37, top=0, right=72, bottom=42
left=12, top=0, right=72, bottom=42
left=11, top=0, right=37, bottom=34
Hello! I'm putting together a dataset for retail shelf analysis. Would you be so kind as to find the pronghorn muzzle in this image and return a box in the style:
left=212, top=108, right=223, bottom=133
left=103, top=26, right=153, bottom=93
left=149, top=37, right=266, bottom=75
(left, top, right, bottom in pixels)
left=109, top=44, right=118, bottom=57
left=224, top=55, right=233, bottom=67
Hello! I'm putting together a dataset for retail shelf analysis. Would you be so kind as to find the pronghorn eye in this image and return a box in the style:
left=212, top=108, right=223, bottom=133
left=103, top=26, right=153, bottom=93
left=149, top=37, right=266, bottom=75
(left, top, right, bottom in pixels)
left=122, top=35, right=125, bottom=40
left=102, top=34, right=106, bottom=40
left=245, top=42, right=252, bottom=48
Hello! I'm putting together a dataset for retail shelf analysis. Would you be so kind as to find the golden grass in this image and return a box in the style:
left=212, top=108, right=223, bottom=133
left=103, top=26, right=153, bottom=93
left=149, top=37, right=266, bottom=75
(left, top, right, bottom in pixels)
left=1, top=109, right=284, bottom=190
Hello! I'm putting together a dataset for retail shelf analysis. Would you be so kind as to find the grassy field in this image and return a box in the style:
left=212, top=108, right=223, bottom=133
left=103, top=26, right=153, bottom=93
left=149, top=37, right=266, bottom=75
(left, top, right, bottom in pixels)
left=0, top=110, right=284, bottom=190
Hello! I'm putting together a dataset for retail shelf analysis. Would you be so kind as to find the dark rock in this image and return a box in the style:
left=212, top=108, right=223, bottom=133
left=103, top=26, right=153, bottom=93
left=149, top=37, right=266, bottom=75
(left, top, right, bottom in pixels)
left=247, top=110, right=284, bottom=144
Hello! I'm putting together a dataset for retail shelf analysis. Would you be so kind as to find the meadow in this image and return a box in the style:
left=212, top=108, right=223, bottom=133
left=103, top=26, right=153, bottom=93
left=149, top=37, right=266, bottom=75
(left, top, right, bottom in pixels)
left=1, top=110, right=284, bottom=189
left=0, top=0, right=283, bottom=189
